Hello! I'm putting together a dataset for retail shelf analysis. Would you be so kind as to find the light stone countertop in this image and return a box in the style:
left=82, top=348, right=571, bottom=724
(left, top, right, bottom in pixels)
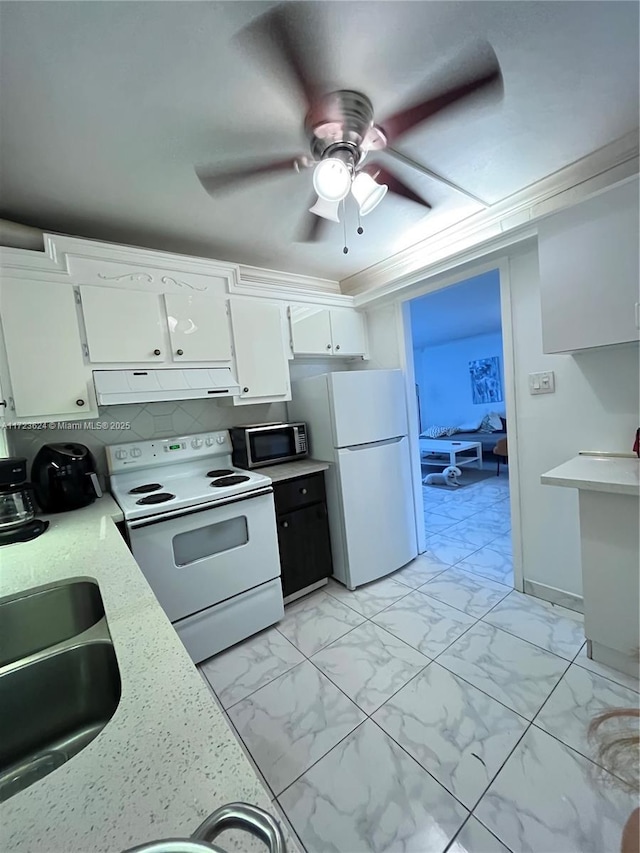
left=257, top=458, right=329, bottom=484
left=541, top=453, right=640, bottom=497
left=0, top=496, right=300, bottom=853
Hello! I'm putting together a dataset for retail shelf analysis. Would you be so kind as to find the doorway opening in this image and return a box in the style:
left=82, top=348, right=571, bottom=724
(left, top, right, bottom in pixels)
left=407, top=269, right=513, bottom=589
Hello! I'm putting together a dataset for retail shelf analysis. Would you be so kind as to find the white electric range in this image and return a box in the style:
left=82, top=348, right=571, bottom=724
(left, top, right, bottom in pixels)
left=107, top=431, right=284, bottom=663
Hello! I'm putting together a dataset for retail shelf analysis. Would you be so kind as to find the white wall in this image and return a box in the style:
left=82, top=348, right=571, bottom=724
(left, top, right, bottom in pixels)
left=414, top=331, right=505, bottom=428
left=509, top=248, right=640, bottom=597
left=361, top=244, right=639, bottom=599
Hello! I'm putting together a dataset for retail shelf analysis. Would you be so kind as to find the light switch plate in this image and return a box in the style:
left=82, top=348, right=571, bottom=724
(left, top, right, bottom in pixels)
left=528, top=371, right=556, bottom=395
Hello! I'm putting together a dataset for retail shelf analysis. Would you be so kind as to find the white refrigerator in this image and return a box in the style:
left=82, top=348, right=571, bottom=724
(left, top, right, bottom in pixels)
left=289, top=369, right=418, bottom=589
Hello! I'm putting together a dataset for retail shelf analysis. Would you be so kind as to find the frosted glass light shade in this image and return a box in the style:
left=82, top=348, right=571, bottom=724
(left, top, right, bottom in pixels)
left=351, top=171, right=388, bottom=215
left=309, top=196, right=341, bottom=222
left=313, top=158, right=352, bottom=202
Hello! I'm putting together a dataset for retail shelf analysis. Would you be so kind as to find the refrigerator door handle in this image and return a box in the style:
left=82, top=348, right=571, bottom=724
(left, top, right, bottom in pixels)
left=344, top=436, right=404, bottom=450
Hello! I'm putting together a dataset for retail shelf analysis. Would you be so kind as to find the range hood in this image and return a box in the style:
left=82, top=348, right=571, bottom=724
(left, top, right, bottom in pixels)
left=93, top=368, right=240, bottom=406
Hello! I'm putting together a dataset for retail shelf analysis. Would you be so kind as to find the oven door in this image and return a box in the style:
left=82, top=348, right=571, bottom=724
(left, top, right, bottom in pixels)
left=127, top=489, right=281, bottom=623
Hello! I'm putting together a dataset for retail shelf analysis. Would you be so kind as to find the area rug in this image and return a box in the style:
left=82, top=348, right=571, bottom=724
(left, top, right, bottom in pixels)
left=421, top=466, right=504, bottom=490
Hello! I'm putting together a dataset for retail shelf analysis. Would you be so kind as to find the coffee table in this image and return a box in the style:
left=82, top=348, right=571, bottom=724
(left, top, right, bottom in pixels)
left=420, top=439, right=483, bottom=470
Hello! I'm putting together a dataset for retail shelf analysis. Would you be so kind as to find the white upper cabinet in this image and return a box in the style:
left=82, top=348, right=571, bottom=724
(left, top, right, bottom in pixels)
left=290, top=305, right=367, bottom=357
left=538, top=179, right=640, bottom=353
left=164, top=293, right=231, bottom=363
left=328, top=308, right=368, bottom=356
left=0, top=280, right=96, bottom=418
left=80, top=286, right=166, bottom=363
left=229, top=299, right=291, bottom=403
left=290, top=305, right=333, bottom=355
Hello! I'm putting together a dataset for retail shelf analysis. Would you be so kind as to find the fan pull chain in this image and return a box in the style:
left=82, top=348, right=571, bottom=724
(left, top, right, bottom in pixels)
left=342, top=199, right=349, bottom=254
left=357, top=209, right=364, bottom=235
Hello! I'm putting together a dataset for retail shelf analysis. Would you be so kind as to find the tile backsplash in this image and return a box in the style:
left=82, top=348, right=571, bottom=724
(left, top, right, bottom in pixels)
left=8, top=399, right=288, bottom=482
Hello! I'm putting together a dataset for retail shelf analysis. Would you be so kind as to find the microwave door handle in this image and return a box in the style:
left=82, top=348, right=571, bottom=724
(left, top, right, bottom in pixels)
left=88, top=471, right=103, bottom=498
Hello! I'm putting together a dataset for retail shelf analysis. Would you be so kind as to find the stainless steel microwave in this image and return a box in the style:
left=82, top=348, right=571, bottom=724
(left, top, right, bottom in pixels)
left=229, top=422, right=308, bottom=469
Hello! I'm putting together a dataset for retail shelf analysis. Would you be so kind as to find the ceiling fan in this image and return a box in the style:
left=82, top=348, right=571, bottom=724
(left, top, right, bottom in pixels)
left=196, top=2, right=503, bottom=248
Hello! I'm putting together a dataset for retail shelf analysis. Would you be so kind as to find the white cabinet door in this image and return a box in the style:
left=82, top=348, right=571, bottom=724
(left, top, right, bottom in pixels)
left=539, top=179, right=640, bottom=353
left=329, top=309, right=367, bottom=356
left=290, top=304, right=368, bottom=356
left=80, top=286, right=166, bottom=363
left=164, top=293, right=231, bottom=362
left=0, top=280, right=95, bottom=418
left=229, top=299, right=290, bottom=401
left=290, top=305, right=333, bottom=355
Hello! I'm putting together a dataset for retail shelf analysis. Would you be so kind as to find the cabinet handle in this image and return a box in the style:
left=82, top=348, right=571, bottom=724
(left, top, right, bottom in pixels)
left=153, top=349, right=161, bottom=356
left=335, top=344, right=341, bottom=351
left=176, top=349, right=184, bottom=356
left=299, top=487, right=307, bottom=495
left=282, top=520, right=289, bottom=528
left=243, top=387, right=249, bottom=393
left=76, top=399, right=85, bottom=407
left=326, top=344, right=331, bottom=350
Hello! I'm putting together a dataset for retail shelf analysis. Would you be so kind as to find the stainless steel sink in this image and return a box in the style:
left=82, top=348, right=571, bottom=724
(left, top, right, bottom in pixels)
left=0, top=580, right=121, bottom=802
left=0, top=580, right=105, bottom=667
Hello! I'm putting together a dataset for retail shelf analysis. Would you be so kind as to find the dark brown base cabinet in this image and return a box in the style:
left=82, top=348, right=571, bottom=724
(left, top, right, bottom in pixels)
left=273, top=472, right=333, bottom=599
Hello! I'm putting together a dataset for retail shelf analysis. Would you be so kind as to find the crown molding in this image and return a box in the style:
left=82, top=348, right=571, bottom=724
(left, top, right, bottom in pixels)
left=234, top=264, right=352, bottom=307
left=0, top=231, right=348, bottom=304
left=343, top=130, right=639, bottom=302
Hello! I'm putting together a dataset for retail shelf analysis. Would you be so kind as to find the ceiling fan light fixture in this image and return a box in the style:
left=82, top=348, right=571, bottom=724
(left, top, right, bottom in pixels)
left=308, top=196, right=341, bottom=222
left=351, top=171, right=388, bottom=216
left=312, top=158, right=352, bottom=202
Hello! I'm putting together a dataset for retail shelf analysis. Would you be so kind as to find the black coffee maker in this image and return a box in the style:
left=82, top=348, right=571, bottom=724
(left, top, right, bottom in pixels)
left=31, top=443, right=102, bottom=513
left=0, top=457, right=49, bottom=545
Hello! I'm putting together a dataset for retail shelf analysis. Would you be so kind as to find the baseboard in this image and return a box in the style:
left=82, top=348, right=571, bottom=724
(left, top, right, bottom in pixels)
left=283, top=578, right=328, bottom=605
left=524, top=579, right=584, bottom=614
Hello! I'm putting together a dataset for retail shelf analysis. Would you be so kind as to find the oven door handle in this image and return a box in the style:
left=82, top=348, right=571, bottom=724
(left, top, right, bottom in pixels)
left=127, top=487, right=274, bottom=530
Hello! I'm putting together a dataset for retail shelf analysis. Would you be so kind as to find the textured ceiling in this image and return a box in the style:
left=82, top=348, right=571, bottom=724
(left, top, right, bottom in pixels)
left=0, top=1, right=638, bottom=282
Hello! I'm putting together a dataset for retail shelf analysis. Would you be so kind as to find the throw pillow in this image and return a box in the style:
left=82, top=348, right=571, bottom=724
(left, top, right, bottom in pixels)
left=457, top=418, right=482, bottom=432
left=423, top=425, right=450, bottom=438
left=479, top=414, right=496, bottom=433
left=487, top=411, right=504, bottom=431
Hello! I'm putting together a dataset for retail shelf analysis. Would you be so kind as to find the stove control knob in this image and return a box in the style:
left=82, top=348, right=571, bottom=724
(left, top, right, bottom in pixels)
left=191, top=438, right=203, bottom=449
left=130, top=448, right=142, bottom=458
left=204, top=436, right=215, bottom=447
left=216, top=435, right=226, bottom=444
left=115, top=449, right=128, bottom=460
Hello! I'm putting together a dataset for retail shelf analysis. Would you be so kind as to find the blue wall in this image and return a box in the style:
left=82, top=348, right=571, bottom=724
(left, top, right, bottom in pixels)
left=414, top=331, right=505, bottom=429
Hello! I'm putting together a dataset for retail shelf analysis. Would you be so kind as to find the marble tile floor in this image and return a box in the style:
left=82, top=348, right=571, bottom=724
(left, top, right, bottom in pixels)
left=199, top=550, right=639, bottom=852
left=421, top=472, right=514, bottom=588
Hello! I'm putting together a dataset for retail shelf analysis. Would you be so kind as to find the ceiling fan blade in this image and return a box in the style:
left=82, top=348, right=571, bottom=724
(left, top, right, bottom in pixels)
left=363, top=164, right=432, bottom=210
left=379, top=44, right=503, bottom=143
left=195, top=156, right=305, bottom=195
left=235, top=3, right=322, bottom=111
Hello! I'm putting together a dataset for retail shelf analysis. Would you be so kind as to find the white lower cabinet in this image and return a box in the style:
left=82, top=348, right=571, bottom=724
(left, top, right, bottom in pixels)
left=0, top=279, right=96, bottom=419
left=80, top=285, right=166, bottom=363
left=229, top=299, right=291, bottom=403
left=290, top=305, right=367, bottom=356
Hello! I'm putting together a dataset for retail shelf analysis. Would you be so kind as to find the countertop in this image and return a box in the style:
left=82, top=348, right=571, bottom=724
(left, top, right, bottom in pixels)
left=0, top=496, right=299, bottom=853
left=541, top=453, right=640, bottom=497
left=258, top=458, right=329, bottom=484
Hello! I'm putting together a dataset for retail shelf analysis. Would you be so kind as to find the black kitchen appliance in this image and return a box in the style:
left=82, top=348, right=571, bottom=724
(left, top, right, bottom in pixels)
left=0, top=457, right=49, bottom=545
left=229, top=422, right=308, bottom=469
left=31, top=443, right=102, bottom=513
